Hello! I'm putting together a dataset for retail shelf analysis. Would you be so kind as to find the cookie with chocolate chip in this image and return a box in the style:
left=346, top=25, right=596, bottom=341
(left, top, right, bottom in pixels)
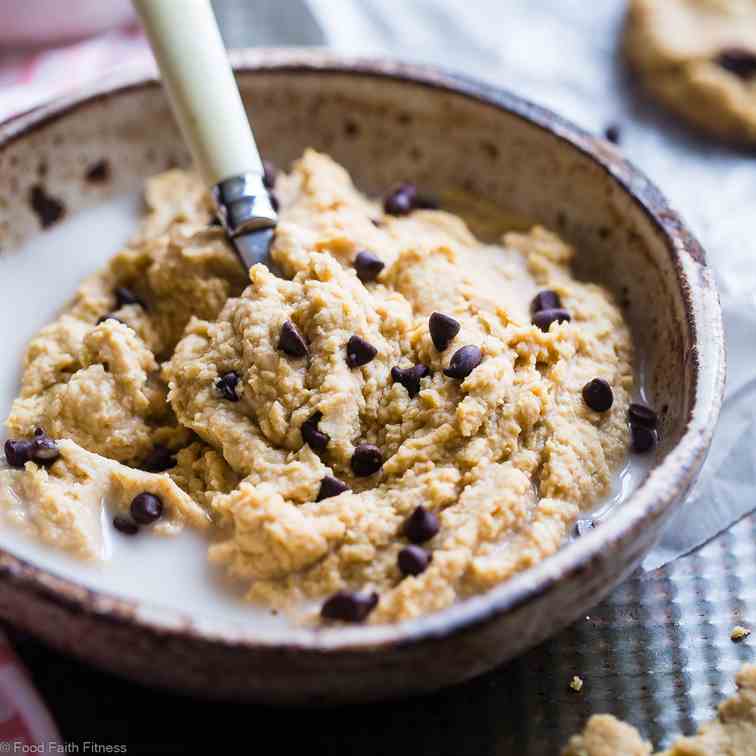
left=624, top=0, right=756, bottom=144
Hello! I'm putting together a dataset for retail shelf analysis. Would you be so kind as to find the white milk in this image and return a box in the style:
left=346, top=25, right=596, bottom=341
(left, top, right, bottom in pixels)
left=0, top=194, right=653, bottom=631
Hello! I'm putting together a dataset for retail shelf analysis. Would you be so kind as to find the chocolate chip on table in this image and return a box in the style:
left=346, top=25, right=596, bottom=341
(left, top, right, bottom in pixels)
left=321, top=590, right=379, bottom=623
left=30, top=432, right=59, bottom=464
left=398, top=545, right=432, bottom=577
left=631, top=424, right=657, bottom=454
left=346, top=335, right=378, bottom=368
left=114, top=286, right=144, bottom=309
left=142, top=445, right=177, bottom=473
left=532, top=308, right=571, bottom=332
left=628, top=402, right=658, bottom=429
left=354, top=250, right=385, bottom=283
left=582, top=378, right=614, bottom=413
left=530, top=290, right=561, bottom=315
left=351, top=444, right=383, bottom=477
left=429, top=312, right=461, bottom=352
left=443, top=345, right=482, bottom=380
left=391, top=363, right=430, bottom=398
left=604, top=124, right=622, bottom=145
left=130, top=492, right=164, bottom=525
left=278, top=320, right=308, bottom=358
left=403, top=505, right=440, bottom=544
left=215, top=371, right=241, bottom=402
left=262, top=159, right=277, bottom=189
left=715, top=48, right=756, bottom=79
left=4, top=439, right=32, bottom=468
left=316, top=475, right=350, bottom=502
left=383, top=182, right=418, bottom=216
left=301, top=411, right=329, bottom=452
left=113, top=516, right=139, bottom=536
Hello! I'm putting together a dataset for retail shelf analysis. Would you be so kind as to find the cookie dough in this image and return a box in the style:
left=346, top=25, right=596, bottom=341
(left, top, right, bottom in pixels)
left=1, top=150, right=633, bottom=624
left=563, top=663, right=756, bottom=755
left=625, top=0, right=756, bottom=143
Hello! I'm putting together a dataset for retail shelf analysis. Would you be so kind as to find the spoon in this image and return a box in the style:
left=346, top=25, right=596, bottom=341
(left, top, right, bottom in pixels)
left=133, top=0, right=278, bottom=270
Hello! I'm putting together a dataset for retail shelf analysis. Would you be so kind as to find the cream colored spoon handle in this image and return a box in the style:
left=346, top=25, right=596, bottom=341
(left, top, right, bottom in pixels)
left=133, top=0, right=262, bottom=187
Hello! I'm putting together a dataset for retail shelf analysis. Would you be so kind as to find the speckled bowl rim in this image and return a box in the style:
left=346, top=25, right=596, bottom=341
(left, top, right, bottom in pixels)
left=0, top=49, right=725, bottom=653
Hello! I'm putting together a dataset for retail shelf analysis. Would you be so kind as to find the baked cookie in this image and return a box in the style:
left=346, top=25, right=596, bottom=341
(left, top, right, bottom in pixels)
left=625, top=0, right=756, bottom=143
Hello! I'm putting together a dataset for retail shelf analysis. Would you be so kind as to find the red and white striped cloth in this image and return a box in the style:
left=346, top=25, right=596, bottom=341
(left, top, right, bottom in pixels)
left=0, top=24, right=150, bottom=124
left=0, top=633, right=61, bottom=746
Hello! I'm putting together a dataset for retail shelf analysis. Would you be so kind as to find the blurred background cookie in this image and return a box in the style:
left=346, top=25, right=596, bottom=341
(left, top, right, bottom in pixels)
left=624, top=0, right=756, bottom=144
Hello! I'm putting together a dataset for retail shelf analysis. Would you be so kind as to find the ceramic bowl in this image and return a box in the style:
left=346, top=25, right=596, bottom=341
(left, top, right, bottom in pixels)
left=0, top=50, right=724, bottom=703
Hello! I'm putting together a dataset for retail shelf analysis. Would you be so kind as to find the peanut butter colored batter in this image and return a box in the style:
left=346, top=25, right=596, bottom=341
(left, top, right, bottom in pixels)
left=0, top=150, right=633, bottom=624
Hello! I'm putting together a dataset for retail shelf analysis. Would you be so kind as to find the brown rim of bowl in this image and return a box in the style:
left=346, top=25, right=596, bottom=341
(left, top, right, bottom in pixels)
left=0, top=49, right=725, bottom=652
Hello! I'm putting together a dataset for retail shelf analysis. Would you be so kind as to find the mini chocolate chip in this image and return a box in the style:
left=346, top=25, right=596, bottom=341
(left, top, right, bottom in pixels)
left=29, top=184, right=64, bottom=228
left=604, top=124, right=622, bottom=144
left=321, top=590, right=378, bottom=623
left=85, top=159, right=110, bottom=183
left=262, top=159, right=277, bottom=189
left=628, top=403, right=658, bottom=429
left=351, top=444, right=383, bottom=477
left=113, top=516, right=139, bottom=536
left=532, top=308, right=571, bottom=332
left=384, top=182, right=417, bottom=216
left=354, top=250, right=385, bottom=282
left=316, top=475, right=349, bottom=501
left=114, top=286, right=144, bottom=309
left=443, top=345, right=482, bottom=380
left=301, top=412, right=329, bottom=452
left=346, top=335, right=378, bottom=368
left=215, top=371, right=241, bottom=402
left=403, top=506, right=440, bottom=544
left=716, top=48, right=756, bottom=79
left=530, top=290, right=561, bottom=315
left=4, top=439, right=32, bottom=468
left=429, top=312, right=461, bottom=352
left=391, top=363, right=430, bottom=398
left=31, top=435, right=59, bottom=463
left=130, top=492, right=163, bottom=525
left=572, top=519, right=594, bottom=538
left=398, top=545, right=432, bottom=577
left=142, top=445, right=177, bottom=473
left=278, top=320, right=308, bottom=358
left=631, top=424, right=657, bottom=454
left=582, top=378, right=614, bottom=413
left=96, top=314, right=125, bottom=326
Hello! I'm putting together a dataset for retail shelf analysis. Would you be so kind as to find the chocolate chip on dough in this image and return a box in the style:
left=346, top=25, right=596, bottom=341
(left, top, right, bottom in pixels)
left=403, top=506, right=440, bottom=544
left=443, top=345, right=482, bottom=380
left=398, top=545, right=432, bottom=577
left=301, top=412, right=330, bottom=452
left=278, top=320, right=308, bottom=358
left=346, top=335, right=378, bottom=368
left=321, top=590, right=379, bottom=623
left=130, top=493, right=163, bottom=525
left=429, top=312, right=460, bottom=352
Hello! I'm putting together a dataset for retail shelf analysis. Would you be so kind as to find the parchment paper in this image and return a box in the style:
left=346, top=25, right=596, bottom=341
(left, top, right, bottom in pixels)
left=306, top=0, right=756, bottom=570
